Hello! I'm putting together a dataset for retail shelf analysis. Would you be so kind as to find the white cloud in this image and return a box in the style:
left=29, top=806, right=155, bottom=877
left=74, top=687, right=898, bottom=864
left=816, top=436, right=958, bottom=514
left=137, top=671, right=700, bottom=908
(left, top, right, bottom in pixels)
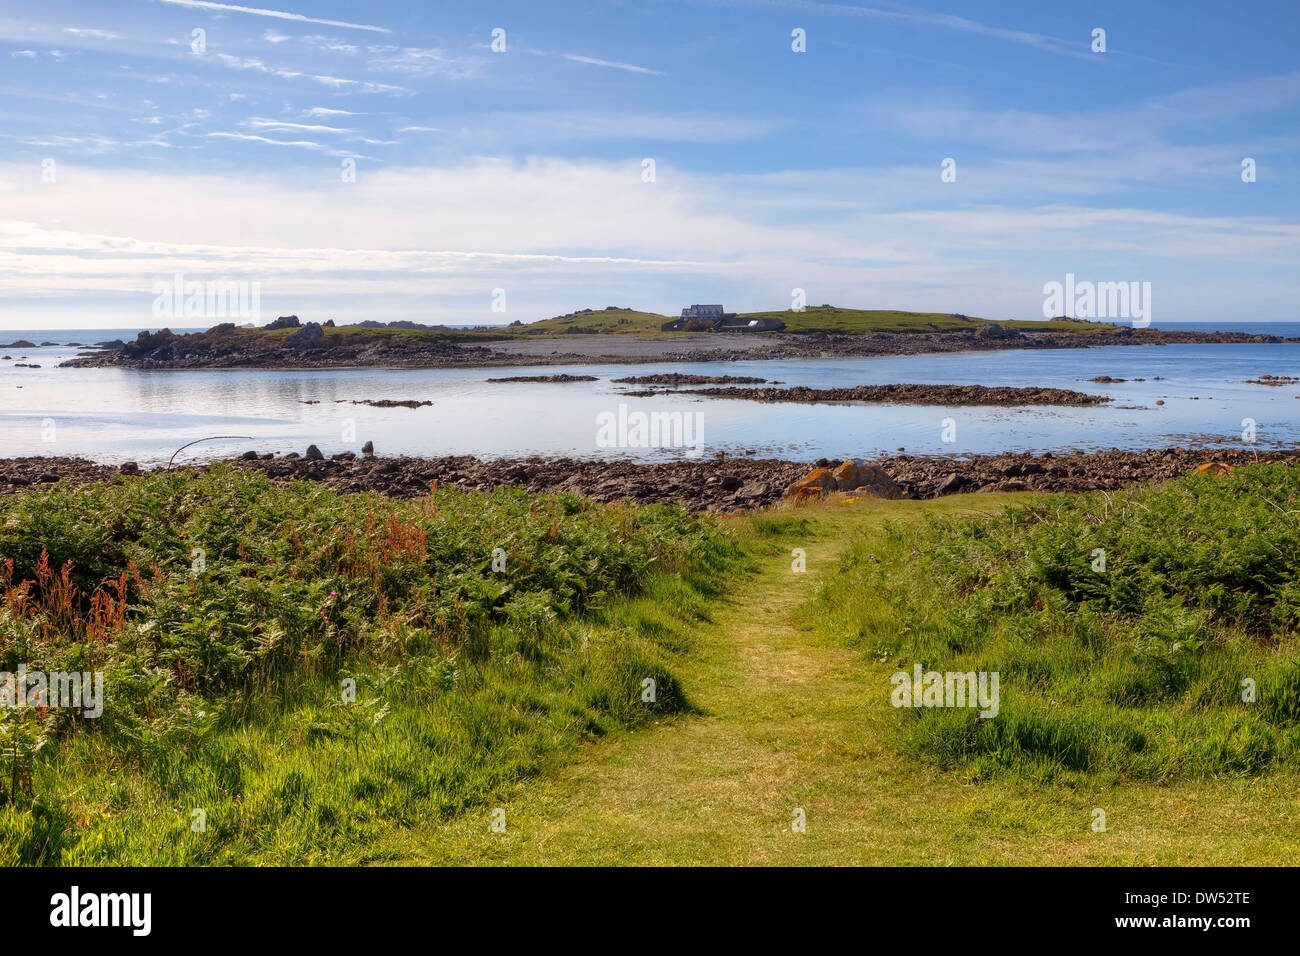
left=205, top=131, right=345, bottom=155
left=245, top=118, right=353, bottom=133
left=1, top=159, right=1293, bottom=325
left=156, top=0, right=391, bottom=34
left=563, top=54, right=663, bottom=75
left=366, top=46, right=481, bottom=79
left=64, top=28, right=119, bottom=40
left=304, top=35, right=359, bottom=54
left=212, top=53, right=407, bottom=93
left=672, top=0, right=1096, bottom=60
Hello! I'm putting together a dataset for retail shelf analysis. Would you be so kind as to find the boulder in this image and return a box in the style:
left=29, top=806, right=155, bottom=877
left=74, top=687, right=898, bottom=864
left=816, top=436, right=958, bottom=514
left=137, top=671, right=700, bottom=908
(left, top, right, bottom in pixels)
left=831, top=458, right=902, bottom=498
left=784, top=466, right=838, bottom=500
left=285, top=321, right=324, bottom=346
left=304, top=444, right=324, bottom=461
left=974, top=323, right=1022, bottom=341
left=935, top=472, right=968, bottom=496
left=361, top=441, right=375, bottom=457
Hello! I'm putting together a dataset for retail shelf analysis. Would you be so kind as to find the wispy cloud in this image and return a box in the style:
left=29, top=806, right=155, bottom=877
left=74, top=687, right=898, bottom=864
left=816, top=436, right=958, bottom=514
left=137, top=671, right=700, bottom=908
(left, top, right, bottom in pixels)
left=563, top=54, right=663, bottom=75
left=212, top=53, right=407, bottom=93
left=206, top=130, right=357, bottom=156
left=366, top=46, right=479, bottom=78
left=665, top=0, right=1096, bottom=60
left=155, top=0, right=391, bottom=34
left=245, top=118, right=353, bottom=134
left=64, top=28, right=119, bottom=40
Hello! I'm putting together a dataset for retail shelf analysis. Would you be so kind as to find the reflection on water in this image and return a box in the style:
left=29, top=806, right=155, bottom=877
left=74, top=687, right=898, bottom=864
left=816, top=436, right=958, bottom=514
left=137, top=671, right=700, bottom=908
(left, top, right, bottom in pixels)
left=1, top=343, right=1296, bottom=465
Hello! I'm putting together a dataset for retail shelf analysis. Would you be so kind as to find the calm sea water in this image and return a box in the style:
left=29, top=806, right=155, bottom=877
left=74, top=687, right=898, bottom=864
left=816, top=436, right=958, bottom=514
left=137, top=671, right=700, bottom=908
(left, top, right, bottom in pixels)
left=1, top=329, right=1297, bottom=465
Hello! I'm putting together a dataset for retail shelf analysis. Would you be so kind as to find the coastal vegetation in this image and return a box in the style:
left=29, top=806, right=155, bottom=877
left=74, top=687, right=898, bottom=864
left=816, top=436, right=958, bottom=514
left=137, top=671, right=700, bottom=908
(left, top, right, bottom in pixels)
left=2, top=462, right=1296, bottom=864
left=0, top=467, right=738, bottom=863
left=808, top=464, right=1300, bottom=782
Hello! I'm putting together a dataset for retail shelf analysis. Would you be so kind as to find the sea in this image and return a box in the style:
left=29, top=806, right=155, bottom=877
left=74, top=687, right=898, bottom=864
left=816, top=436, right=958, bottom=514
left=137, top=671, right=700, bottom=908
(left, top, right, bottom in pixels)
left=2, top=321, right=1297, bottom=466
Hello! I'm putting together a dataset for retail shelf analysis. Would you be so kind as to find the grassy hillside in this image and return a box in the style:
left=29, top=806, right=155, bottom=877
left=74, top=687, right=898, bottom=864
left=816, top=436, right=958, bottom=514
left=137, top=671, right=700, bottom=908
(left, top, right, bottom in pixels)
left=514, top=307, right=672, bottom=335
left=515, top=305, right=1102, bottom=336
left=738, top=305, right=1100, bottom=334
left=0, top=468, right=740, bottom=864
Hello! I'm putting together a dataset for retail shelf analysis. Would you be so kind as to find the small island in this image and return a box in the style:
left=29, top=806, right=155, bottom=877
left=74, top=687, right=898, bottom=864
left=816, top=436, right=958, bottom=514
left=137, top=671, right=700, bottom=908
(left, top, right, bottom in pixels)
left=56, top=307, right=1298, bottom=371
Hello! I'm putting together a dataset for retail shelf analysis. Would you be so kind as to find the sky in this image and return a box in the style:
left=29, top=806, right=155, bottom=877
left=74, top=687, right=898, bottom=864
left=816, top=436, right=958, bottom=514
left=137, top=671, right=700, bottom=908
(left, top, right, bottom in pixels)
left=0, top=0, right=1297, bottom=329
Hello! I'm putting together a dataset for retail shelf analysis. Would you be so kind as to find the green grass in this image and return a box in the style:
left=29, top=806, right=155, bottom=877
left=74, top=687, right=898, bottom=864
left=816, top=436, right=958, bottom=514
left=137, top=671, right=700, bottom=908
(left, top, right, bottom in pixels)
left=393, top=494, right=1300, bottom=865
left=150, top=307, right=1108, bottom=347
left=5, top=474, right=1299, bottom=866
left=511, top=305, right=1104, bottom=337
left=806, top=465, right=1300, bottom=783
left=0, top=467, right=743, bottom=863
left=738, top=305, right=1101, bottom=334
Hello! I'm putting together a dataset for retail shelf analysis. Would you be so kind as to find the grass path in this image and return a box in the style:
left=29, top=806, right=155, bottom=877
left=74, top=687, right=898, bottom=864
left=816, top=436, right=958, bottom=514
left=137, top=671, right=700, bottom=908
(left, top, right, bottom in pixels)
left=396, top=497, right=1300, bottom=865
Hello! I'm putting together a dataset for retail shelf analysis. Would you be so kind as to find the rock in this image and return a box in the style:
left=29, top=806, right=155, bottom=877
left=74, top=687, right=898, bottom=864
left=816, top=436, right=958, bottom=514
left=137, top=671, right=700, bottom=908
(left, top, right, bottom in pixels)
left=935, top=472, right=968, bottom=496
left=285, top=321, right=324, bottom=346
left=720, top=475, right=742, bottom=492
left=1194, top=462, right=1234, bottom=475
left=831, top=458, right=902, bottom=498
left=974, top=323, right=1022, bottom=341
left=362, top=441, right=374, bottom=457
left=784, top=467, right=838, bottom=500
left=331, top=451, right=356, bottom=461
left=119, top=461, right=140, bottom=475
left=239, top=450, right=259, bottom=460
left=304, top=444, right=324, bottom=461
left=265, top=315, right=300, bottom=330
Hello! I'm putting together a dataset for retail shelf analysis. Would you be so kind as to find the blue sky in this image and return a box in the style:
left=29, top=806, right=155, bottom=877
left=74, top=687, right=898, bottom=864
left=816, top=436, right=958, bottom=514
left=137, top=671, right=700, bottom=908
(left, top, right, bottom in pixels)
left=1, top=0, right=1297, bottom=328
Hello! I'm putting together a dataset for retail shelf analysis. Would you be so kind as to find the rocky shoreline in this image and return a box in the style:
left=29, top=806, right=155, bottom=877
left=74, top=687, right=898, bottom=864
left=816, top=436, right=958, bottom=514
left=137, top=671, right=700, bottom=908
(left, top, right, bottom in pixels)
left=2, top=448, right=1293, bottom=512
left=656, top=383, right=1110, bottom=406
left=56, top=325, right=1300, bottom=371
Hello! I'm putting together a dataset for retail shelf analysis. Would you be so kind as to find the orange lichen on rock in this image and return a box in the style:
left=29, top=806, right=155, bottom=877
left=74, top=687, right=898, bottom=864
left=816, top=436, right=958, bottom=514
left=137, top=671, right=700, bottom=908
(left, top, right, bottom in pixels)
left=1194, top=462, right=1235, bottom=475
left=785, top=458, right=903, bottom=501
left=785, top=467, right=837, bottom=499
